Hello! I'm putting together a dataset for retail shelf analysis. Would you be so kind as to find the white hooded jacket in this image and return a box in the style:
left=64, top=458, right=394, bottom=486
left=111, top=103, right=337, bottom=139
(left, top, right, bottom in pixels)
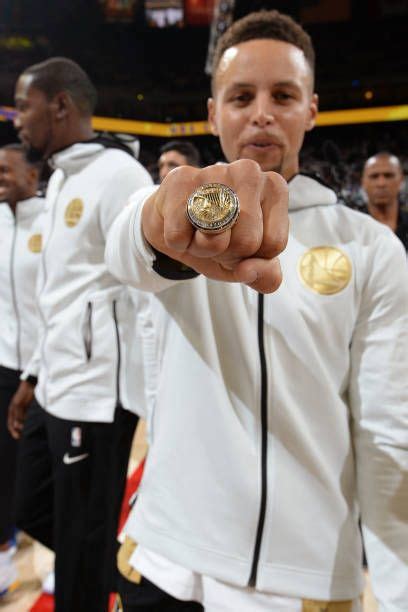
left=23, top=141, right=152, bottom=422
left=0, top=196, right=44, bottom=371
left=105, top=174, right=408, bottom=610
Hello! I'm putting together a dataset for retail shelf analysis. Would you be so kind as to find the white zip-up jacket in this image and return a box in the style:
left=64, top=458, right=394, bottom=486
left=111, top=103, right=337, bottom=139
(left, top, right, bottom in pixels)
left=105, top=174, right=408, bottom=610
left=0, top=197, right=44, bottom=371
left=23, top=141, right=152, bottom=422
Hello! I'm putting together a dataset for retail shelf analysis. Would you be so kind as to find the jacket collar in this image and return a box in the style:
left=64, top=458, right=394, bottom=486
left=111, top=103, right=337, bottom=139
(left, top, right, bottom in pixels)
left=49, top=142, right=105, bottom=175
left=16, top=196, right=45, bottom=218
left=0, top=196, right=44, bottom=219
left=288, top=173, right=337, bottom=211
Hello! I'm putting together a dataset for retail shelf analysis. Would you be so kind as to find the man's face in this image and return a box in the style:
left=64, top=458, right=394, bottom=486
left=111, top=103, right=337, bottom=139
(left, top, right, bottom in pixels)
left=0, top=150, right=36, bottom=204
left=158, top=150, right=188, bottom=182
left=208, top=39, right=318, bottom=179
left=362, top=157, right=403, bottom=207
left=14, top=74, right=55, bottom=160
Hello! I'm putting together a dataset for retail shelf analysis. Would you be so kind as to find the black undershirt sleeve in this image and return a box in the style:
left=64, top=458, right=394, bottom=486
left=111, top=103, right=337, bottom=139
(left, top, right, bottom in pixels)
left=151, top=246, right=199, bottom=280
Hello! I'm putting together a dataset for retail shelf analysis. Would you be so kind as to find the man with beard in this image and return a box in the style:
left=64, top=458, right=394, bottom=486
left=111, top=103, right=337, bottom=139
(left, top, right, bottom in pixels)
left=0, top=144, right=43, bottom=598
left=8, top=57, right=152, bottom=611
left=106, top=10, right=407, bottom=612
left=360, top=151, right=408, bottom=250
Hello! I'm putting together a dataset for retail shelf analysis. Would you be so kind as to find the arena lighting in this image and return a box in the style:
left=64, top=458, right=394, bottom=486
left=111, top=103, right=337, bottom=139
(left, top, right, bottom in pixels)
left=205, top=0, right=236, bottom=74
left=1, top=105, right=408, bottom=135
left=0, top=35, right=33, bottom=49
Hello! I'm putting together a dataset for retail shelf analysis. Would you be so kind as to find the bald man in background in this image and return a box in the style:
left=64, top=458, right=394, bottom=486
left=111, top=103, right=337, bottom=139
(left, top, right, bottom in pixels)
left=361, top=152, right=408, bottom=250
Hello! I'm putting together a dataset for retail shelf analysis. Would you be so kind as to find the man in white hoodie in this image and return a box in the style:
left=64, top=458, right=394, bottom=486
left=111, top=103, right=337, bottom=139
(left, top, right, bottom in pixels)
left=105, top=10, right=408, bottom=612
left=0, top=144, right=43, bottom=598
left=8, top=57, right=152, bottom=611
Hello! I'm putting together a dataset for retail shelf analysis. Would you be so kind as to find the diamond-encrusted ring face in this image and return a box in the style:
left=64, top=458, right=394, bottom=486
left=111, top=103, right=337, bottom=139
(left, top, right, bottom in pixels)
left=186, top=183, right=240, bottom=234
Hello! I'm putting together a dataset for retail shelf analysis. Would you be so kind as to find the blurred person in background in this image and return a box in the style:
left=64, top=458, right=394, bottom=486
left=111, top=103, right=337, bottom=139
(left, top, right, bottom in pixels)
left=106, top=9, right=408, bottom=612
left=0, top=144, right=43, bottom=599
left=8, top=57, right=152, bottom=612
left=158, top=140, right=201, bottom=182
left=361, top=151, right=408, bottom=250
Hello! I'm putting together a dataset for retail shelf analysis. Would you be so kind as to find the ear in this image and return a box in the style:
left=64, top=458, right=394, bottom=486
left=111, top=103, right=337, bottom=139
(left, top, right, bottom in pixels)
left=52, top=91, right=71, bottom=120
left=305, top=93, right=319, bottom=132
left=207, top=97, right=219, bottom=136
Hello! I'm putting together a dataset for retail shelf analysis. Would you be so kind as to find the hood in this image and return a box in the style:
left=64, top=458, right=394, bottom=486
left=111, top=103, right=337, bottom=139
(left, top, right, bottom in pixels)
left=49, top=142, right=106, bottom=175
left=288, top=174, right=337, bottom=212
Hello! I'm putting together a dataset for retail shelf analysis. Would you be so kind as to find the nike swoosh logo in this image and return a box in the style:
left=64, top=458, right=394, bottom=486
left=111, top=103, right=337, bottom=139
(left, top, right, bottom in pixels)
left=63, top=452, right=89, bottom=465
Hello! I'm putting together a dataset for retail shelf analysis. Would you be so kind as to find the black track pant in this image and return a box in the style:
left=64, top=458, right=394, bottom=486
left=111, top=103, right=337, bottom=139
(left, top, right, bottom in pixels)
left=15, top=399, right=137, bottom=612
left=0, top=365, right=20, bottom=544
left=116, top=573, right=204, bottom=611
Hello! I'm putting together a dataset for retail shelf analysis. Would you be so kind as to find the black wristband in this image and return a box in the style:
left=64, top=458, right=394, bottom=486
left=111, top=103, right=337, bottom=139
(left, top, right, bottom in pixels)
left=26, top=375, right=38, bottom=387
left=151, top=247, right=199, bottom=281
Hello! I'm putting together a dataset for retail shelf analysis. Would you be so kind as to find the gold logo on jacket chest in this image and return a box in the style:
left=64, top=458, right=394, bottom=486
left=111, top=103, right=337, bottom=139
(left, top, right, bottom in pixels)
left=298, top=246, right=352, bottom=295
left=27, top=233, right=42, bottom=253
left=65, top=198, right=84, bottom=227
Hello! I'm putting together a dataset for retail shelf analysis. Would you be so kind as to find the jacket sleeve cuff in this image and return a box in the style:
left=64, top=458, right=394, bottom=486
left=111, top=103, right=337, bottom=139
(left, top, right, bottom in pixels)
left=132, top=192, right=199, bottom=281
left=151, top=247, right=199, bottom=280
left=20, top=372, right=38, bottom=386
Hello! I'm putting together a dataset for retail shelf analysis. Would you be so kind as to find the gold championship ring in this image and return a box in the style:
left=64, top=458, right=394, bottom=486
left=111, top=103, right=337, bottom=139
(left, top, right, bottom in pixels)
left=186, top=183, right=240, bottom=233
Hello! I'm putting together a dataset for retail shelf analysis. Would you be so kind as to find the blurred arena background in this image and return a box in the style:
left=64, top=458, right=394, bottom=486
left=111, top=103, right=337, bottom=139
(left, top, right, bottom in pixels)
left=0, top=0, right=407, bottom=208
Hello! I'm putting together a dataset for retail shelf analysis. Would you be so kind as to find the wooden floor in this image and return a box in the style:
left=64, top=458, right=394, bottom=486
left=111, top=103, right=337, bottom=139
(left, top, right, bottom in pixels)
left=1, top=421, right=379, bottom=612
left=0, top=538, right=53, bottom=611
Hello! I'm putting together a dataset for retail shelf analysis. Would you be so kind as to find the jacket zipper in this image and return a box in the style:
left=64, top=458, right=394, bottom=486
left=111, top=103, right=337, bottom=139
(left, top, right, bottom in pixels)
left=38, top=185, right=61, bottom=407
left=84, top=302, right=93, bottom=361
left=248, top=293, right=268, bottom=587
left=112, top=300, right=121, bottom=407
left=10, top=208, right=22, bottom=370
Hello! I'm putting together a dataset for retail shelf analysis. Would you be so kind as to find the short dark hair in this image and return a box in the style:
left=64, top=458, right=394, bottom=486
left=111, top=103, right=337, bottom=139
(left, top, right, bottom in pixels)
left=159, top=140, right=201, bottom=167
left=212, top=10, right=315, bottom=90
left=22, top=57, right=97, bottom=116
left=0, top=142, right=41, bottom=170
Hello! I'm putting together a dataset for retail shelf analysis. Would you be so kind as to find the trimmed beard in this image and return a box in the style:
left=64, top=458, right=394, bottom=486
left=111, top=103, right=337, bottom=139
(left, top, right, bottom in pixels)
left=25, top=146, right=44, bottom=163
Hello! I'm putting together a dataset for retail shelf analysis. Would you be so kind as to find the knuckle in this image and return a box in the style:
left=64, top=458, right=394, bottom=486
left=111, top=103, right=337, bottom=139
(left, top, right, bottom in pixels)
left=233, top=158, right=261, bottom=175
left=267, top=170, right=288, bottom=192
left=232, top=230, right=261, bottom=257
left=164, top=227, right=189, bottom=249
left=263, top=228, right=288, bottom=258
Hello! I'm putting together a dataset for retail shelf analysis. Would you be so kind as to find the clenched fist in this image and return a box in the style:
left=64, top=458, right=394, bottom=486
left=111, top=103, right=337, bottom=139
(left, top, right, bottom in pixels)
left=142, top=159, right=288, bottom=294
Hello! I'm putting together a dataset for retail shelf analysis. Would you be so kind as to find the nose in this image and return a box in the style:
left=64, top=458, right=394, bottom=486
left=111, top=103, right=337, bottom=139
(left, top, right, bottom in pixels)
left=251, top=94, right=274, bottom=128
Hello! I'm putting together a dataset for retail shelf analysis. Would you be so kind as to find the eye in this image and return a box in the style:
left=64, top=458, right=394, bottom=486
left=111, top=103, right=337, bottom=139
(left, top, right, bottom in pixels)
left=230, top=92, right=252, bottom=105
left=274, top=91, right=294, bottom=103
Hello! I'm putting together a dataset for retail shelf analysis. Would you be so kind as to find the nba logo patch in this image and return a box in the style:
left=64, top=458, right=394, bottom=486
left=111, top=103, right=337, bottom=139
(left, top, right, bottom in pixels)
left=71, top=427, right=82, bottom=448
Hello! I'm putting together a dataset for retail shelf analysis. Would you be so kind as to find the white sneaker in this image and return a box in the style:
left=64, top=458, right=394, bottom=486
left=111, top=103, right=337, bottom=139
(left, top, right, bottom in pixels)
left=42, top=570, right=55, bottom=594
left=0, top=549, right=18, bottom=598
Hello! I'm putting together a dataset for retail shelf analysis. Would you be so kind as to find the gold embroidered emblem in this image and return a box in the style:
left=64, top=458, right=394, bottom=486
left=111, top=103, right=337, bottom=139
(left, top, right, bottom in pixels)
left=64, top=198, right=84, bottom=227
left=28, top=233, right=42, bottom=253
left=117, top=536, right=142, bottom=584
left=302, top=599, right=353, bottom=612
left=298, top=246, right=351, bottom=295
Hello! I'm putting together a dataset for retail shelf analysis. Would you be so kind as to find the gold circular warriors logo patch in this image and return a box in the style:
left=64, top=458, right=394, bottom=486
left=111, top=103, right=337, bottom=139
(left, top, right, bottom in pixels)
left=298, top=246, right=352, bottom=295
left=64, top=198, right=84, bottom=227
left=28, top=233, right=42, bottom=253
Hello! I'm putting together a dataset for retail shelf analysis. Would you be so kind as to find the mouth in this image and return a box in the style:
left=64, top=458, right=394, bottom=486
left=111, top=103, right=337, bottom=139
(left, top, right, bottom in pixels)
left=242, top=137, right=282, bottom=152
